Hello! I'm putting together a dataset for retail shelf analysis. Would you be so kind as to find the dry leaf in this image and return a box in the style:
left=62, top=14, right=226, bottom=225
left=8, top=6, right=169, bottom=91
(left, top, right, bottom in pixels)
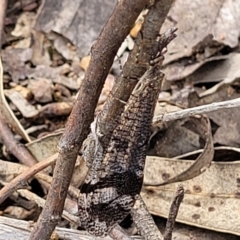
left=25, top=131, right=87, bottom=187
left=0, top=216, right=119, bottom=240
left=26, top=131, right=62, bottom=161
left=80, top=55, right=91, bottom=71
left=39, top=102, right=73, bottom=117
left=4, top=88, right=39, bottom=118
left=142, top=156, right=240, bottom=235
left=11, top=12, right=35, bottom=49
left=162, top=55, right=228, bottom=81
left=2, top=48, right=33, bottom=83
left=162, top=0, right=240, bottom=64
left=47, top=32, right=79, bottom=61
left=28, top=64, right=83, bottom=90
left=35, top=0, right=117, bottom=57
left=155, top=217, right=238, bottom=240
left=147, top=115, right=214, bottom=185
left=13, top=85, right=33, bottom=100
left=31, top=30, right=51, bottom=66
left=28, top=78, right=52, bottom=103
left=208, top=108, right=240, bottom=147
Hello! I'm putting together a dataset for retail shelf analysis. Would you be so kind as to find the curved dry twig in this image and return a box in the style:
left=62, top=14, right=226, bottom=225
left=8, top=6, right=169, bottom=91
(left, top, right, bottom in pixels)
left=153, top=97, right=240, bottom=124
left=0, top=153, right=57, bottom=204
left=145, top=115, right=214, bottom=186
left=164, top=185, right=184, bottom=240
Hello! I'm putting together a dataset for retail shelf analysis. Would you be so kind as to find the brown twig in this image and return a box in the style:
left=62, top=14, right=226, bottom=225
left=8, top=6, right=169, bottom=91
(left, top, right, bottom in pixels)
left=0, top=153, right=57, bottom=204
left=154, top=97, right=240, bottom=123
left=17, top=189, right=79, bottom=224
left=0, top=157, right=80, bottom=218
left=30, top=1, right=149, bottom=239
left=0, top=115, right=37, bottom=166
left=164, top=185, right=184, bottom=240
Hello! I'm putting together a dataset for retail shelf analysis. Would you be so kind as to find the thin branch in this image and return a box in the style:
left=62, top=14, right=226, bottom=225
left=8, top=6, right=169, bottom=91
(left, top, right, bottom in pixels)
left=0, top=153, right=57, bottom=204
left=17, top=189, right=79, bottom=224
left=175, top=145, right=240, bottom=159
left=0, top=115, right=37, bottom=166
left=0, top=156, right=82, bottom=221
left=30, top=1, right=149, bottom=239
left=164, top=185, right=184, bottom=240
left=153, top=97, right=240, bottom=123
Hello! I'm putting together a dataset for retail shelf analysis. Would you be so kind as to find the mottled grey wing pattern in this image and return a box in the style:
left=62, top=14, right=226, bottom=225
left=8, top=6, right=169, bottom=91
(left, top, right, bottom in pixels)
left=78, top=65, right=164, bottom=237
